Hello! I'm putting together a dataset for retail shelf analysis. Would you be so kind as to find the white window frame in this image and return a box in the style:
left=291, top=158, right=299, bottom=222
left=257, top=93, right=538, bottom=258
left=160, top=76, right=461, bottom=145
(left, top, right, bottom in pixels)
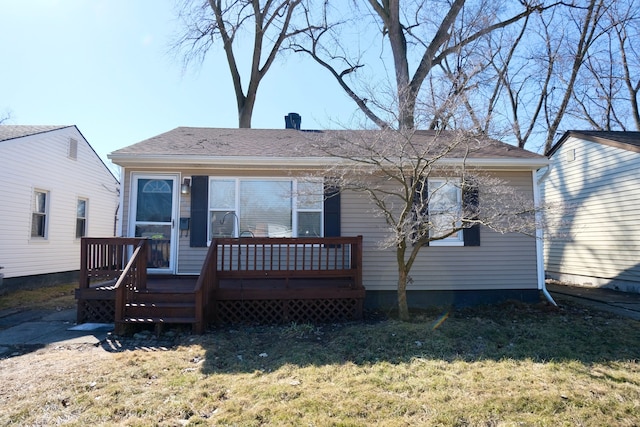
left=428, top=178, right=464, bottom=247
left=76, top=198, right=88, bottom=239
left=31, top=189, right=49, bottom=239
left=207, top=177, right=324, bottom=242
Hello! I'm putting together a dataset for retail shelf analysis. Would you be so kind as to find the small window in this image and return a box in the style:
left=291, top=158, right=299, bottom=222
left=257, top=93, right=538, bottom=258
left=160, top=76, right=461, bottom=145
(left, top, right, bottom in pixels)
left=209, top=179, right=237, bottom=238
left=429, top=178, right=463, bottom=245
left=296, top=181, right=323, bottom=237
left=76, top=199, right=87, bottom=238
left=31, top=190, right=48, bottom=238
left=68, top=138, right=78, bottom=160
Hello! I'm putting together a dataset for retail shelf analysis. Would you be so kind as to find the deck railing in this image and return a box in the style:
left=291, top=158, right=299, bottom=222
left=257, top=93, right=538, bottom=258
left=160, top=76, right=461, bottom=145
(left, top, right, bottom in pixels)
left=209, top=236, right=363, bottom=285
left=79, top=237, right=149, bottom=289
left=203, top=236, right=365, bottom=324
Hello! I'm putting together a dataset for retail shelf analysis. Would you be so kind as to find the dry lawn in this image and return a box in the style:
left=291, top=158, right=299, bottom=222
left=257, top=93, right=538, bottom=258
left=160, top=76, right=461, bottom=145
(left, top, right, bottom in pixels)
left=1, top=285, right=639, bottom=426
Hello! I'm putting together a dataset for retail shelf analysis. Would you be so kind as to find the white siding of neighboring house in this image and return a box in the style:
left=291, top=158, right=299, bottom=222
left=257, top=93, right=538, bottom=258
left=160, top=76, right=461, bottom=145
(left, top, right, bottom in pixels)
left=540, top=136, right=640, bottom=291
left=0, top=127, right=119, bottom=279
left=119, top=167, right=539, bottom=292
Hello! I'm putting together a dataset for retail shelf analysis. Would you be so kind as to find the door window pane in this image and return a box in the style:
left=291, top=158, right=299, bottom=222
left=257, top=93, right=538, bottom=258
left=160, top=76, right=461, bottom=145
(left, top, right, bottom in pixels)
left=135, top=224, right=171, bottom=268
left=136, top=179, right=173, bottom=222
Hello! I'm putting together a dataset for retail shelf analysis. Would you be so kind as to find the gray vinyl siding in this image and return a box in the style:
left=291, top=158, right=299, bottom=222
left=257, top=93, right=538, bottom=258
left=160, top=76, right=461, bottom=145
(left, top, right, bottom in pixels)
left=541, top=136, right=640, bottom=285
left=342, top=170, right=538, bottom=291
left=120, top=167, right=539, bottom=290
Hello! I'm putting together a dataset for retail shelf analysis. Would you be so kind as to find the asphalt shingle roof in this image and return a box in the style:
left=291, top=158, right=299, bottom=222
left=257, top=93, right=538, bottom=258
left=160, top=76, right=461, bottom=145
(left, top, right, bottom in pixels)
left=109, top=127, right=544, bottom=161
left=0, top=125, right=71, bottom=142
left=548, top=130, right=640, bottom=155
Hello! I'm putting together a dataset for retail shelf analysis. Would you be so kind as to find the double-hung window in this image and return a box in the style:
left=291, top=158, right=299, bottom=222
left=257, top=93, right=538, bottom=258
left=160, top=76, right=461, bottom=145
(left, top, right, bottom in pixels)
left=76, top=198, right=87, bottom=238
left=208, top=178, right=323, bottom=240
left=428, top=178, right=463, bottom=245
left=31, top=190, right=48, bottom=238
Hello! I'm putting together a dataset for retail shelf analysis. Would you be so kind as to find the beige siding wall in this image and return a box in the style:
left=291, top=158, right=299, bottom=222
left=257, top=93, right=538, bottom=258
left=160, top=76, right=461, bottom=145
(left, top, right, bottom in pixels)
left=0, top=128, right=119, bottom=278
left=342, top=170, right=538, bottom=291
left=541, top=137, right=640, bottom=286
left=120, top=167, right=538, bottom=291
left=121, top=168, right=304, bottom=275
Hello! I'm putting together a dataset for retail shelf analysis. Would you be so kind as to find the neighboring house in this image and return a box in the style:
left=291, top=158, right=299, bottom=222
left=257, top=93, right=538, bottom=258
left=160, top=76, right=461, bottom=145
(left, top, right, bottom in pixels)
left=0, top=125, right=119, bottom=288
left=540, top=131, right=640, bottom=293
left=106, top=119, right=549, bottom=310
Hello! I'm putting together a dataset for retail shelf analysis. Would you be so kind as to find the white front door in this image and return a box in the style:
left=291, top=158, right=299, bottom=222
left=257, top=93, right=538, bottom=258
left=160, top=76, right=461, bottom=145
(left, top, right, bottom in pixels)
left=130, top=174, right=179, bottom=273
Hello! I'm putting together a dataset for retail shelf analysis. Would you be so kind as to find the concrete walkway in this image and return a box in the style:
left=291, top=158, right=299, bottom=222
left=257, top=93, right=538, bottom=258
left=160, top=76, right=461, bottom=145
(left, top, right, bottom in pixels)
left=546, top=282, right=640, bottom=321
left=0, top=308, right=112, bottom=356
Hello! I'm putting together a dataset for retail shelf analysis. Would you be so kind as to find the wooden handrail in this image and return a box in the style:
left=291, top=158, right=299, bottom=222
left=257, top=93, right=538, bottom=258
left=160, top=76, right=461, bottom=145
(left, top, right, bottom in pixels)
left=114, top=239, right=148, bottom=324
left=194, top=238, right=219, bottom=330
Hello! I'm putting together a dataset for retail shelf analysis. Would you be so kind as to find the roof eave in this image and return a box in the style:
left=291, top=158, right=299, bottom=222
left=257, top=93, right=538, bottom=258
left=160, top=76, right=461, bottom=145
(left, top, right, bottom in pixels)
left=107, top=154, right=344, bottom=169
left=108, top=154, right=548, bottom=170
left=439, top=157, right=549, bottom=169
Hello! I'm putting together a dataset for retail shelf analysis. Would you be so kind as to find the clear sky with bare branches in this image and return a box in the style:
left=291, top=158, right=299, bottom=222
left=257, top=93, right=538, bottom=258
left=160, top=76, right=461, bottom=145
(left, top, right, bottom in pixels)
left=0, top=1, right=360, bottom=172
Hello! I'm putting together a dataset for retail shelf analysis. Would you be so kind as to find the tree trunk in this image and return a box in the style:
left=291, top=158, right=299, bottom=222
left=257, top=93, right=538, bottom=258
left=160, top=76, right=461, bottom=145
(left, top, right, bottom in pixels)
left=397, top=268, right=409, bottom=321
left=238, top=94, right=254, bottom=128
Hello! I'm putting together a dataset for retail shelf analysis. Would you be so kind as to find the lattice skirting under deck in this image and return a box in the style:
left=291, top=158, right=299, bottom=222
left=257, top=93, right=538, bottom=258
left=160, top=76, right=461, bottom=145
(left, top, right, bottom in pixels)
left=77, top=299, right=115, bottom=324
left=213, top=298, right=363, bottom=325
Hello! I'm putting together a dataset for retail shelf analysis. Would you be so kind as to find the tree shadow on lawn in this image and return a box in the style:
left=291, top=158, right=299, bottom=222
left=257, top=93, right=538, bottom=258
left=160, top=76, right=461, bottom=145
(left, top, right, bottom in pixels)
left=191, top=299, right=640, bottom=375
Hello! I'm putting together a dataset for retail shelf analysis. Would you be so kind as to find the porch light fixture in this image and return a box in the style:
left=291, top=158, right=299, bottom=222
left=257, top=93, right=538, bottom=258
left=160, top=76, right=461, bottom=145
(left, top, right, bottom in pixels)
left=181, top=177, right=191, bottom=195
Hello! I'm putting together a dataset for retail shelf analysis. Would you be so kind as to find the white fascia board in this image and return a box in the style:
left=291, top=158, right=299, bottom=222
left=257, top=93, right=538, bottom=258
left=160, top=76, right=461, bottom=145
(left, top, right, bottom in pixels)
left=108, top=154, right=548, bottom=170
left=107, top=155, right=344, bottom=168
left=437, top=157, right=549, bottom=170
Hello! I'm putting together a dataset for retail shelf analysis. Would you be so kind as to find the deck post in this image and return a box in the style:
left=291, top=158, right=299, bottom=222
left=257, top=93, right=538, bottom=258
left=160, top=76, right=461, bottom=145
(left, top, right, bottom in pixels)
left=138, top=240, right=148, bottom=291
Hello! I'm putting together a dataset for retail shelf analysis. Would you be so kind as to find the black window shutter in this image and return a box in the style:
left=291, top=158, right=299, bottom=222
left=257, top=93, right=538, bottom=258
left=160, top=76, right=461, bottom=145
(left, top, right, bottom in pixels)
left=190, top=176, right=209, bottom=247
left=324, top=184, right=341, bottom=237
left=462, top=185, right=480, bottom=246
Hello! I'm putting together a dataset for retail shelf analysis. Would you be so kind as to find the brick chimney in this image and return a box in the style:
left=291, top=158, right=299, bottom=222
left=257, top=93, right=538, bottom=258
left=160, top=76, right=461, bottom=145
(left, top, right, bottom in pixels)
left=284, top=112, right=301, bottom=130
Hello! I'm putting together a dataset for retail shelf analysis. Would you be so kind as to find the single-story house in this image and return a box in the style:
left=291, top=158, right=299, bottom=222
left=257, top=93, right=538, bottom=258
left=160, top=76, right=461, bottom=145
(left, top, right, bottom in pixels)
left=540, top=130, right=640, bottom=293
left=0, top=125, right=119, bottom=290
left=82, top=116, right=550, bottom=331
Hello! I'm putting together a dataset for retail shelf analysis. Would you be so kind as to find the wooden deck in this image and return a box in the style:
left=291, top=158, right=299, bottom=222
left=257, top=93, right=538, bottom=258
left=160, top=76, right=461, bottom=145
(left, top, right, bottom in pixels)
left=76, top=236, right=365, bottom=333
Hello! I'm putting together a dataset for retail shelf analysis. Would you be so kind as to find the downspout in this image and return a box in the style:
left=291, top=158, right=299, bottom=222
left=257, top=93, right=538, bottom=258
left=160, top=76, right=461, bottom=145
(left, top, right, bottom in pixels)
left=533, top=167, right=557, bottom=306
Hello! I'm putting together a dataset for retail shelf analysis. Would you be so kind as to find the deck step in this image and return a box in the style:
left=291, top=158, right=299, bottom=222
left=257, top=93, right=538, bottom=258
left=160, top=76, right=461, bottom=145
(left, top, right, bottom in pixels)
left=121, top=316, right=197, bottom=324
left=129, top=291, right=196, bottom=304
left=126, top=302, right=195, bottom=308
left=125, top=301, right=195, bottom=319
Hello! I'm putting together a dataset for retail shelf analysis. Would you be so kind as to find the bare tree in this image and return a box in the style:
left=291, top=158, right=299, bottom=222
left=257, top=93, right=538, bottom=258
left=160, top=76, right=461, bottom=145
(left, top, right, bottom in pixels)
left=428, top=0, right=611, bottom=152
left=293, top=0, right=549, bottom=131
left=306, top=127, right=550, bottom=320
left=174, top=0, right=312, bottom=128
left=570, top=0, right=640, bottom=131
left=0, top=109, right=11, bottom=124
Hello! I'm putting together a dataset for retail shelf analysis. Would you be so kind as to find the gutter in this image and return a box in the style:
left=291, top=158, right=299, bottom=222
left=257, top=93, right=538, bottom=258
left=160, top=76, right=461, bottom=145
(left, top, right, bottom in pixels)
left=533, top=168, right=557, bottom=306
left=108, top=154, right=549, bottom=170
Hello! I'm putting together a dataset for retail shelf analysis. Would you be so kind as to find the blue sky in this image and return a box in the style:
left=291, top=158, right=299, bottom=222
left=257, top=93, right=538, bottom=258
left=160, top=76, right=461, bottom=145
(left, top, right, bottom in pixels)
left=1, top=1, right=360, bottom=172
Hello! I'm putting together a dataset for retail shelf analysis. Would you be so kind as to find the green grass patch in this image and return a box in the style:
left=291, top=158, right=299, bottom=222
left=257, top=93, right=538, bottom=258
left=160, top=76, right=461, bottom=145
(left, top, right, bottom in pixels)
left=0, top=282, right=76, bottom=311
